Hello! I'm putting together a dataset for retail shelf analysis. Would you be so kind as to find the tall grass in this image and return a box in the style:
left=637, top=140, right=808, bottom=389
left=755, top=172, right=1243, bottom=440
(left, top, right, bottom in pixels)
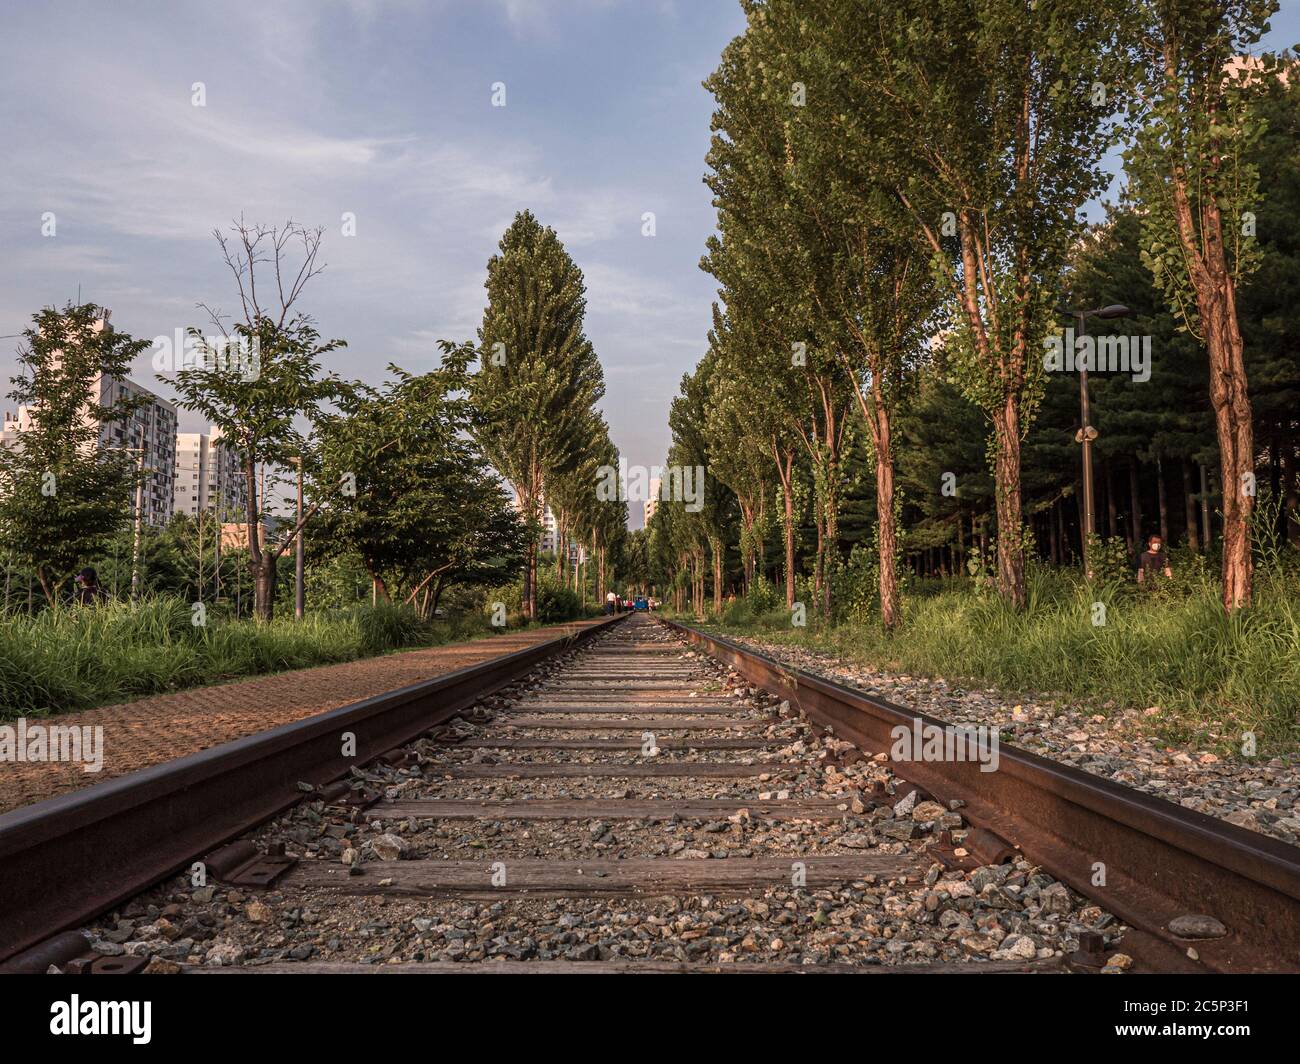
left=0, top=596, right=437, bottom=719
left=707, top=571, right=1300, bottom=754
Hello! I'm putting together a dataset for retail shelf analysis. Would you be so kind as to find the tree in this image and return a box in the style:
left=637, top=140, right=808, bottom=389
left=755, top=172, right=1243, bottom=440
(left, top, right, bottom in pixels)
left=860, top=0, right=1126, bottom=607
left=702, top=326, right=772, bottom=595
left=170, top=220, right=345, bottom=621
left=669, top=354, right=736, bottom=616
left=1240, top=58, right=1300, bottom=545
left=1124, top=1, right=1279, bottom=608
left=763, top=0, right=948, bottom=625
left=703, top=17, right=855, bottom=614
left=622, top=527, right=651, bottom=593
left=311, top=348, right=525, bottom=618
left=0, top=304, right=149, bottom=604
left=470, top=211, right=605, bottom=621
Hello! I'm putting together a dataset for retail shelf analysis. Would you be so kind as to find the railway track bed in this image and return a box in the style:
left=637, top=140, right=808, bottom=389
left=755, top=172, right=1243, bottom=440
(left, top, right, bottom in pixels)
left=7, top=612, right=1297, bottom=975
left=58, top=615, right=1120, bottom=973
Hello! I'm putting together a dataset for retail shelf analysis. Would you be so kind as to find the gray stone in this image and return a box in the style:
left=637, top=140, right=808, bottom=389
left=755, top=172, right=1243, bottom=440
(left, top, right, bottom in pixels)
left=1168, top=914, right=1228, bottom=940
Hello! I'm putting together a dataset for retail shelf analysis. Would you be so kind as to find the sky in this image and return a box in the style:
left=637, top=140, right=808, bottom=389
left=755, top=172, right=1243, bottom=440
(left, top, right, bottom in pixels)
left=2, top=0, right=1297, bottom=529
left=0, top=0, right=748, bottom=527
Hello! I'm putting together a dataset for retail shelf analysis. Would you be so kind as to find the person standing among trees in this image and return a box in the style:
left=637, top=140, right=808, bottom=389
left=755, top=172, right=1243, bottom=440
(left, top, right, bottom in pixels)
left=72, top=567, right=109, bottom=605
left=1136, top=535, right=1172, bottom=587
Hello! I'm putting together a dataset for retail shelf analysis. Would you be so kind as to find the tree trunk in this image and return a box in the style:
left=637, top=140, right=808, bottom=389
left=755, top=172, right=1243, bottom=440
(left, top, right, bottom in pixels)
left=875, top=421, right=900, bottom=629
left=1128, top=460, right=1142, bottom=548
left=244, top=457, right=274, bottom=622
left=1156, top=455, right=1169, bottom=544
left=1048, top=499, right=1060, bottom=566
left=777, top=465, right=796, bottom=609
left=1182, top=460, right=1200, bottom=551
left=1283, top=440, right=1300, bottom=546
left=1104, top=459, right=1118, bottom=541
left=813, top=510, right=825, bottom=610
left=957, top=506, right=967, bottom=572
left=254, top=557, right=276, bottom=622
left=523, top=537, right=537, bottom=622
left=711, top=538, right=723, bottom=617
left=1163, top=81, right=1253, bottom=608
left=1200, top=463, right=1213, bottom=551
left=991, top=396, right=1025, bottom=608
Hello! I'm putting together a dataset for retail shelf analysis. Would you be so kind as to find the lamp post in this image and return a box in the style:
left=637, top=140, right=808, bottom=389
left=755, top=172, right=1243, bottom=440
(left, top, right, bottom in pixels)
left=130, top=421, right=147, bottom=599
left=1057, top=303, right=1134, bottom=579
left=291, top=456, right=305, bottom=620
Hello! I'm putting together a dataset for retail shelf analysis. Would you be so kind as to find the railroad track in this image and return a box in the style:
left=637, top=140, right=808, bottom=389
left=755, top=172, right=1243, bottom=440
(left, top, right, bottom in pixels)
left=2, top=613, right=1296, bottom=974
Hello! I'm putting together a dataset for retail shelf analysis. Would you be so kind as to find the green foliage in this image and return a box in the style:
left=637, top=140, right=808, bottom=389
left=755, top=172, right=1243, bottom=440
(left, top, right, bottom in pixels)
left=837, top=543, right=879, bottom=624
left=467, top=210, right=609, bottom=618
left=712, top=573, right=1300, bottom=754
left=745, top=574, right=781, bottom=616
left=534, top=579, right=584, bottom=624
left=1123, top=2, right=1277, bottom=339
left=311, top=354, right=525, bottom=616
left=481, top=574, right=591, bottom=625
left=0, top=304, right=151, bottom=602
left=0, top=596, right=432, bottom=718
left=1086, top=534, right=1135, bottom=586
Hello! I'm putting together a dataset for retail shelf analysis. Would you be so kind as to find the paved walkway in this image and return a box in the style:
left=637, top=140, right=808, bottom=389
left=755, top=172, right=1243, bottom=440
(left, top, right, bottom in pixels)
left=0, top=619, right=607, bottom=815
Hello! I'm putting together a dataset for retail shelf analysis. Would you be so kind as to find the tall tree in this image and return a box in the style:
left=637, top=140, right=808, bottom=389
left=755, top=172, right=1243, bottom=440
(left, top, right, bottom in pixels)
left=471, top=211, right=605, bottom=621
left=703, top=15, right=855, bottom=614
left=1240, top=58, right=1300, bottom=544
left=669, top=354, right=735, bottom=616
left=172, top=220, right=344, bottom=621
left=862, top=0, right=1125, bottom=607
left=0, top=304, right=149, bottom=603
left=763, top=0, right=948, bottom=625
left=1124, top=1, right=1279, bottom=608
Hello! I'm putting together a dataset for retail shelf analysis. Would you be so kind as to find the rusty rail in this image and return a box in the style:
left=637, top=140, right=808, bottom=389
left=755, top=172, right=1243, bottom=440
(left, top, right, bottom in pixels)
left=661, top=618, right=1300, bottom=973
left=0, top=615, right=626, bottom=965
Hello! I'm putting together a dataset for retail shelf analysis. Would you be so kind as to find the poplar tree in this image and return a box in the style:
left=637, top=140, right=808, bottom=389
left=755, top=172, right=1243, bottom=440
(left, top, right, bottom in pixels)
left=861, top=0, right=1126, bottom=607
left=1124, top=0, right=1279, bottom=608
left=471, top=211, right=605, bottom=620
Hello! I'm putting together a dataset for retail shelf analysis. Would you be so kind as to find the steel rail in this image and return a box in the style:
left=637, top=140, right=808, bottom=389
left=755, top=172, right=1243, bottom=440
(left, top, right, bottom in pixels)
left=0, top=615, right=626, bottom=964
left=660, top=618, right=1300, bottom=974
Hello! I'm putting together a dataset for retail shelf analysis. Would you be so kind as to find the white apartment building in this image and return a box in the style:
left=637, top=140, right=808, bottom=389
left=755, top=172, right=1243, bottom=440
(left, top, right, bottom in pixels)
left=509, top=490, right=560, bottom=554
left=97, top=374, right=177, bottom=528
left=540, top=504, right=559, bottom=555
left=643, top=477, right=662, bottom=526
left=173, top=428, right=247, bottom=520
left=1, top=310, right=177, bottom=528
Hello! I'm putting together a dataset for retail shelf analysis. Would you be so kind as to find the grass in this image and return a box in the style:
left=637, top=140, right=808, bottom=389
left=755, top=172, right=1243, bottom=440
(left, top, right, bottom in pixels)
left=696, top=569, right=1300, bottom=756
left=0, top=596, right=531, bottom=720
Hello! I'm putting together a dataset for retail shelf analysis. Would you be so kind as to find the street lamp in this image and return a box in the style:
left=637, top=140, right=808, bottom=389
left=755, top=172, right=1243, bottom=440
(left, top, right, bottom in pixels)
left=290, top=456, right=305, bottom=620
left=1057, top=303, right=1134, bottom=579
